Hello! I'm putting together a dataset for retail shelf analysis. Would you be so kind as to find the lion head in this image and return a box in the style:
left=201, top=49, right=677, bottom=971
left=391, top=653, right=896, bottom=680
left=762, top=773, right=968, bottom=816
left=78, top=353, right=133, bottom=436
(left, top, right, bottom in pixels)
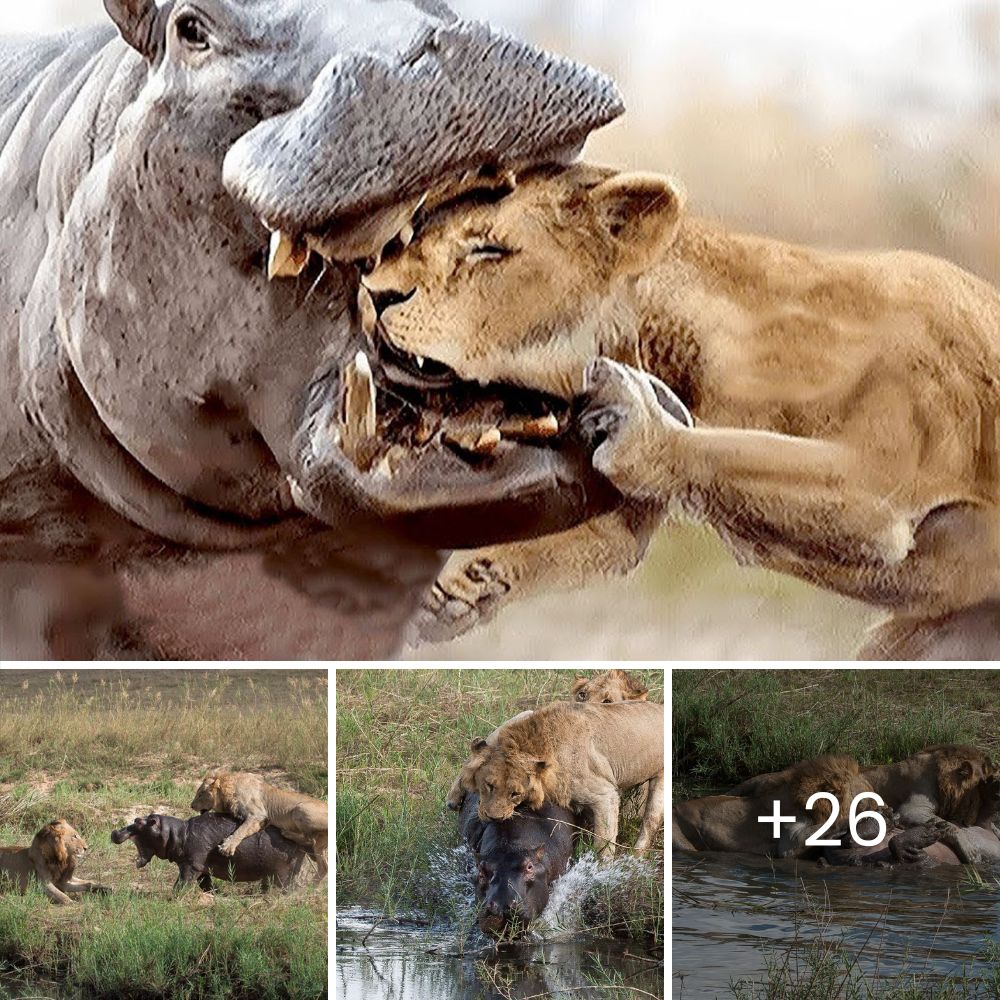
left=572, top=669, right=649, bottom=704
left=190, top=768, right=229, bottom=814
left=926, top=745, right=995, bottom=824
left=361, top=164, right=685, bottom=401
left=462, top=741, right=548, bottom=822
left=32, top=820, right=86, bottom=880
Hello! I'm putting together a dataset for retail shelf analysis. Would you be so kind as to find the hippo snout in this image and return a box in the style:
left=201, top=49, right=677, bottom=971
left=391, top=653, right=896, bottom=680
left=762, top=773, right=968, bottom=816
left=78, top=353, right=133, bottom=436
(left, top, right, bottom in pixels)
left=110, top=825, right=134, bottom=845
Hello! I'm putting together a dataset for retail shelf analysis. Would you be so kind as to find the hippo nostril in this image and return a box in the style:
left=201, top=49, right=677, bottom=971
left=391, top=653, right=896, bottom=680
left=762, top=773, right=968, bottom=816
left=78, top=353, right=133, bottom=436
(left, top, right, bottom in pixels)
left=369, top=287, right=416, bottom=316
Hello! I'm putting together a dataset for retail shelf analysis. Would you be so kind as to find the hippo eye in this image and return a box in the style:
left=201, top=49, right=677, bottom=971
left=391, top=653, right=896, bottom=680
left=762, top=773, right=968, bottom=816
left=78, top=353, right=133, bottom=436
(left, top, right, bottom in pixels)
left=176, top=13, right=210, bottom=51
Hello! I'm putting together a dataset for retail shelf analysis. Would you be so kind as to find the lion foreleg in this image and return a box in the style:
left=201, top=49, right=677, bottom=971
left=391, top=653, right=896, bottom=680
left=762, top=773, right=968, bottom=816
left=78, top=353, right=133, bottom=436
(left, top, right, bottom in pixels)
left=219, top=815, right=266, bottom=857
left=413, top=503, right=662, bottom=645
left=61, top=878, right=111, bottom=895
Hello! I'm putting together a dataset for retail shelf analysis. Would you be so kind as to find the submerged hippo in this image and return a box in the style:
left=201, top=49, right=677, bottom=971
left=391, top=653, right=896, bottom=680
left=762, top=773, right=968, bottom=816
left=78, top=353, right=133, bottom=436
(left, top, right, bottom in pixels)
left=1, top=1, right=624, bottom=659
left=460, top=792, right=576, bottom=936
left=821, top=775, right=1000, bottom=869
left=111, top=813, right=305, bottom=891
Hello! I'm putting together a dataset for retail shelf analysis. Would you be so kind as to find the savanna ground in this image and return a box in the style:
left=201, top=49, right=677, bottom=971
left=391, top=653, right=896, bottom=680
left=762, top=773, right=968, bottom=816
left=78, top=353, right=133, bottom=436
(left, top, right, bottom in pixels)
left=335, top=668, right=665, bottom=941
left=673, top=668, right=1000, bottom=1000
left=0, top=670, right=328, bottom=1000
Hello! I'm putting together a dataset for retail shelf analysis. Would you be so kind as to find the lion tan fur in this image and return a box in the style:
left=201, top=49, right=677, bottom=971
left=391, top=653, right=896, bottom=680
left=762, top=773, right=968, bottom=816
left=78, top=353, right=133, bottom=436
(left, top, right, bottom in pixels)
left=863, top=744, right=996, bottom=862
left=366, top=163, right=1000, bottom=658
left=456, top=700, right=664, bottom=857
left=190, top=769, right=328, bottom=881
left=0, top=820, right=110, bottom=905
left=674, top=755, right=875, bottom=855
left=572, top=669, right=649, bottom=704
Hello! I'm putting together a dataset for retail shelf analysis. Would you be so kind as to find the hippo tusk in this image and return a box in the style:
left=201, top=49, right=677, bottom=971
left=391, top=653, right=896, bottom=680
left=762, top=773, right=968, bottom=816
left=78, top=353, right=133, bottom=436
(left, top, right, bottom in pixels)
left=443, top=426, right=502, bottom=456
left=501, top=414, right=560, bottom=441
left=357, top=285, right=378, bottom=339
left=341, top=350, right=378, bottom=467
left=267, top=230, right=310, bottom=280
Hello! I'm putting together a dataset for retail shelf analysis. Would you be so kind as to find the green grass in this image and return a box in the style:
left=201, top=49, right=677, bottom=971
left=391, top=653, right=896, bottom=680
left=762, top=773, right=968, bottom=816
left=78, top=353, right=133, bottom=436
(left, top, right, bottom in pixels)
left=0, top=671, right=328, bottom=1000
left=673, top=668, right=998, bottom=799
left=336, top=668, right=664, bottom=938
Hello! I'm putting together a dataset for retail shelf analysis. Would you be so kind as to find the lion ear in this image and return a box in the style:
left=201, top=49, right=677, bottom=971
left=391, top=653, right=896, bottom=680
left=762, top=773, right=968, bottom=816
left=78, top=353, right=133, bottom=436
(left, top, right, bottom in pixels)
left=590, top=172, right=685, bottom=274
left=571, top=678, right=587, bottom=697
left=532, top=759, right=548, bottom=774
left=471, top=739, right=488, bottom=753
left=957, top=761, right=974, bottom=781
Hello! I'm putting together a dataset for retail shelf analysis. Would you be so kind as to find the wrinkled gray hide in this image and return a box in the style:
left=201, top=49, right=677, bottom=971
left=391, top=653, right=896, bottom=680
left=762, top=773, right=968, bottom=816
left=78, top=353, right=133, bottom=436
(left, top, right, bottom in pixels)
left=0, top=1, right=622, bottom=658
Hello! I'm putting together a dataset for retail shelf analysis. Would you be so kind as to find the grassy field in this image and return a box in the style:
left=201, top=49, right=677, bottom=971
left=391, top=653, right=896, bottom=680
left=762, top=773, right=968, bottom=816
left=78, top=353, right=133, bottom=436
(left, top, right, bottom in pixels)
left=0, top=670, right=327, bottom=1000
left=673, top=668, right=1000, bottom=800
left=335, top=668, right=664, bottom=939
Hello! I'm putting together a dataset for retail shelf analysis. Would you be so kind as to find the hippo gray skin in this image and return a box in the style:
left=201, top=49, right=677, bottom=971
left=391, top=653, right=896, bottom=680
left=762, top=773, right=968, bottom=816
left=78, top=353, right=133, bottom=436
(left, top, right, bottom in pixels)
left=111, top=813, right=305, bottom=890
left=0, top=1, right=624, bottom=658
left=820, top=775, right=1000, bottom=869
left=460, top=792, right=576, bottom=937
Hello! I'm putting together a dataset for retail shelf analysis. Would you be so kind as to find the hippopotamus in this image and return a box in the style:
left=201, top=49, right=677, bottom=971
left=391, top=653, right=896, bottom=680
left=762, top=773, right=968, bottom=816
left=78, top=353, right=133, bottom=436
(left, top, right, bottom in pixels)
left=460, top=792, right=575, bottom=936
left=1, top=1, right=624, bottom=659
left=111, top=813, right=305, bottom=891
left=820, top=775, right=1000, bottom=869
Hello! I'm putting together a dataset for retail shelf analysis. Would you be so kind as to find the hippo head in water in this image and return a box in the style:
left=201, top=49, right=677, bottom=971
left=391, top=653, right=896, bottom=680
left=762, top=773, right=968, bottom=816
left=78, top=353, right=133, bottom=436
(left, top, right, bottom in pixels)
left=22, top=0, right=623, bottom=554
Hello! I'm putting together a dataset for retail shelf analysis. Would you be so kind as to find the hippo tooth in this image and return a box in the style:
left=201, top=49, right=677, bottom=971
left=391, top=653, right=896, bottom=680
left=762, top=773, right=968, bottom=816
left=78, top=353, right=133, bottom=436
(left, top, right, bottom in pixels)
left=268, top=231, right=309, bottom=280
left=341, top=351, right=378, bottom=468
left=399, top=222, right=415, bottom=248
left=357, top=285, right=378, bottom=339
left=443, top=426, right=502, bottom=456
left=501, top=413, right=560, bottom=440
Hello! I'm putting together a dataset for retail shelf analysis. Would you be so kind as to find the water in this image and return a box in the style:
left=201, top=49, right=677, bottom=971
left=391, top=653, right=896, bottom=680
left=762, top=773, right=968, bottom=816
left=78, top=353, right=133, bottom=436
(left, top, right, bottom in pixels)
left=336, top=848, right=665, bottom=999
left=673, top=851, right=1000, bottom=999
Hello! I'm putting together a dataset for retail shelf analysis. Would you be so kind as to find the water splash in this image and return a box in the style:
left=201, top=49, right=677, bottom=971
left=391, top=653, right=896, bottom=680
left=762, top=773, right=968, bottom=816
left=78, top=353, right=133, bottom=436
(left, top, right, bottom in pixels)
left=533, top=851, right=660, bottom=939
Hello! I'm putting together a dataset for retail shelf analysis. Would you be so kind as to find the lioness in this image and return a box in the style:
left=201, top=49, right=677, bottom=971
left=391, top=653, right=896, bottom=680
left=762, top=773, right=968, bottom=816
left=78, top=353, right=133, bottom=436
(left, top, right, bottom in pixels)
left=363, top=164, right=1000, bottom=658
left=456, top=700, right=663, bottom=858
left=0, top=819, right=110, bottom=905
left=190, top=769, right=328, bottom=881
left=673, top=755, right=877, bottom=857
left=446, top=670, right=650, bottom=810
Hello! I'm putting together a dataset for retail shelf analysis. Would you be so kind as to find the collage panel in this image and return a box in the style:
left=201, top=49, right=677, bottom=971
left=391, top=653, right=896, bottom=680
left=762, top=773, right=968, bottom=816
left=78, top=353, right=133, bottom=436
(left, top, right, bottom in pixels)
left=673, top=667, right=1000, bottom=1000
left=0, top=669, right=328, bottom=1000
left=335, top=667, right=665, bottom=1000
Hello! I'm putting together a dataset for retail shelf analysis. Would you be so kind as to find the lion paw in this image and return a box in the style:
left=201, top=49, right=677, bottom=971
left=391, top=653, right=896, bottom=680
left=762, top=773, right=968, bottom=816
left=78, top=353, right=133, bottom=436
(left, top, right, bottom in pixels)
left=412, top=556, right=512, bottom=645
left=218, top=837, right=238, bottom=857
left=579, top=359, right=692, bottom=498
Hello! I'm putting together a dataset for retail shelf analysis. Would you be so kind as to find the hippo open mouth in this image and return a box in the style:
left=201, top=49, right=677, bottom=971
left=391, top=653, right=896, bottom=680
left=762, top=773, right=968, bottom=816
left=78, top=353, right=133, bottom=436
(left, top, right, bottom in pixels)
left=218, top=18, right=626, bottom=548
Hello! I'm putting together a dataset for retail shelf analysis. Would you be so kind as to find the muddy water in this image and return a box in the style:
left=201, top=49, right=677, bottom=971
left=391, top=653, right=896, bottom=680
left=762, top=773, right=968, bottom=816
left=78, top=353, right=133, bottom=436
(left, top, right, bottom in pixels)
left=336, top=909, right=664, bottom=1000
left=673, top=851, right=1000, bottom=999
left=337, top=846, right=664, bottom=998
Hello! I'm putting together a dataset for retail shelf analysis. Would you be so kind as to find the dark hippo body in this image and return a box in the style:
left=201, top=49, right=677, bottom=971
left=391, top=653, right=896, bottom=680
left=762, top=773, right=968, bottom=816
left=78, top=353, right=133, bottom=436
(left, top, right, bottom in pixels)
left=460, top=792, right=575, bottom=936
left=111, top=813, right=305, bottom=891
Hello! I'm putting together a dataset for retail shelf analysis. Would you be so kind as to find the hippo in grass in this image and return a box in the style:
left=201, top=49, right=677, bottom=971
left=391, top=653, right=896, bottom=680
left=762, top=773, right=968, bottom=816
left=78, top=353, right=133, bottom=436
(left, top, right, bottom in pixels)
left=0, top=0, right=625, bottom=659
left=111, top=813, right=305, bottom=892
left=460, top=792, right=576, bottom=937
left=820, top=775, right=1000, bottom=870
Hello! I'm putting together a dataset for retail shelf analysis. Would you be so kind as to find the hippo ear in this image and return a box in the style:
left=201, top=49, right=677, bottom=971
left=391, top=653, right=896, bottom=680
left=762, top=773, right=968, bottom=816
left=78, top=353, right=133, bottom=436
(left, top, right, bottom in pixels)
left=104, top=0, right=160, bottom=60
